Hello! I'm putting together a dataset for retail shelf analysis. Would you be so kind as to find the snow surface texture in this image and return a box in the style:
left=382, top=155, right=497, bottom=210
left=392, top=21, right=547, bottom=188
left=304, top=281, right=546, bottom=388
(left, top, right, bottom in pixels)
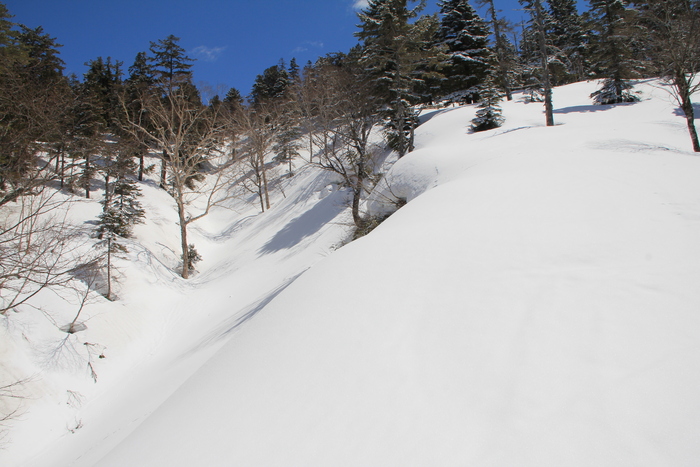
left=4, top=79, right=700, bottom=466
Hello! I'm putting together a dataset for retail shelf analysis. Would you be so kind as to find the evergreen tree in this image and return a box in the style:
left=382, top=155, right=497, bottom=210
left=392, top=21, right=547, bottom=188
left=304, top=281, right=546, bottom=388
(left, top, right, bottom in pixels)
left=518, top=21, right=546, bottom=101
left=148, top=34, right=194, bottom=95
left=436, top=0, right=492, bottom=103
left=274, top=107, right=302, bottom=177
left=471, top=74, right=505, bottom=131
left=547, top=0, right=589, bottom=81
left=17, top=25, right=64, bottom=85
left=97, top=155, right=145, bottom=240
left=95, top=154, right=144, bottom=300
left=356, top=0, right=444, bottom=156
left=0, top=21, right=70, bottom=199
left=588, top=0, right=642, bottom=104
left=288, top=57, right=300, bottom=82
left=520, top=0, right=555, bottom=125
left=476, top=0, right=517, bottom=100
left=82, top=56, right=123, bottom=130
left=0, top=3, right=24, bottom=72
left=124, top=52, right=156, bottom=181
left=250, top=60, right=290, bottom=105
left=148, top=36, right=197, bottom=188
left=70, top=56, right=122, bottom=198
left=223, top=86, right=243, bottom=111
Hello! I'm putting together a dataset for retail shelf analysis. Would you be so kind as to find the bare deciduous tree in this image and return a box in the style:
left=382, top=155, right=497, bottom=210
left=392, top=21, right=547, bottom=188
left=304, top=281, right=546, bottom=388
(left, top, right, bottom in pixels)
left=231, top=103, right=282, bottom=213
left=1, top=190, right=85, bottom=315
left=305, top=61, right=383, bottom=228
left=634, top=0, right=700, bottom=152
left=123, top=85, right=234, bottom=278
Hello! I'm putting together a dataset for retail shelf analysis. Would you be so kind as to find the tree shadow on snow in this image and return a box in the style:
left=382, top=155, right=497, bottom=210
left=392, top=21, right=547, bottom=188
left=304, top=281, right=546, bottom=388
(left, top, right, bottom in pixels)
left=673, top=103, right=700, bottom=118
left=178, top=273, right=303, bottom=360
left=418, top=107, right=458, bottom=125
left=258, top=191, right=347, bottom=255
left=553, top=103, right=630, bottom=114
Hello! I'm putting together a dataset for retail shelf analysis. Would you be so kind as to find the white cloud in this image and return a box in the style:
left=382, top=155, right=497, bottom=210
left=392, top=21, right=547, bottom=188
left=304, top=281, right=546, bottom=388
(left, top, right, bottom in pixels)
left=191, top=46, right=227, bottom=62
left=352, top=0, right=369, bottom=10
left=292, top=41, right=324, bottom=54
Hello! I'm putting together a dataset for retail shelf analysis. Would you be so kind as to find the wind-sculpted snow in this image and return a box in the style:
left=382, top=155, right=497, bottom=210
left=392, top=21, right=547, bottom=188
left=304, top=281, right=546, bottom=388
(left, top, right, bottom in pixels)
left=7, top=80, right=700, bottom=467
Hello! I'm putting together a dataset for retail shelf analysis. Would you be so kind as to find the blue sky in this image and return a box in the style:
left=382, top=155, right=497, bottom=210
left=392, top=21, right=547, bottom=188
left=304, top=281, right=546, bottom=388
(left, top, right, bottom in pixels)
left=4, top=0, right=537, bottom=99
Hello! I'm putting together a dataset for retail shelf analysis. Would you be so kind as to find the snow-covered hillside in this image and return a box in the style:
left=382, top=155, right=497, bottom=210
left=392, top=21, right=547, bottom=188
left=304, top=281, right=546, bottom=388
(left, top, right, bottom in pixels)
left=5, top=79, right=700, bottom=466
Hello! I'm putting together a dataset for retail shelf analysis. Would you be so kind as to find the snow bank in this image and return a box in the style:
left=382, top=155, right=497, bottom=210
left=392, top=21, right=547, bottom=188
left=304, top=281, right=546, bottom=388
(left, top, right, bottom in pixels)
left=9, top=79, right=700, bottom=467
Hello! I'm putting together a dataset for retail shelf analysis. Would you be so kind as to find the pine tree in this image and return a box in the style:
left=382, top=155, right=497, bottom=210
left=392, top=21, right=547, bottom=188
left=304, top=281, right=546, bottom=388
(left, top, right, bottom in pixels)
left=223, top=87, right=243, bottom=112
left=547, top=0, right=589, bottom=81
left=436, top=0, right=492, bottom=103
left=588, top=0, right=642, bottom=104
left=356, top=0, right=444, bottom=156
left=520, top=0, right=555, bottom=125
left=95, top=155, right=144, bottom=300
left=70, top=56, right=122, bottom=198
left=149, top=34, right=194, bottom=95
left=124, top=52, right=156, bottom=181
left=0, top=3, right=24, bottom=72
left=476, top=0, right=517, bottom=100
left=288, top=57, right=300, bottom=82
left=518, top=21, right=545, bottom=101
left=148, top=36, right=197, bottom=188
left=471, top=74, right=505, bottom=131
left=250, top=60, right=290, bottom=105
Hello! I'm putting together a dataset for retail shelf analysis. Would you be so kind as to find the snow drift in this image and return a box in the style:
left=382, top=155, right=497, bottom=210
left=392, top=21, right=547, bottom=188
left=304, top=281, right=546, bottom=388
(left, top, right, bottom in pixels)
left=9, top=79, right=700, bottom=466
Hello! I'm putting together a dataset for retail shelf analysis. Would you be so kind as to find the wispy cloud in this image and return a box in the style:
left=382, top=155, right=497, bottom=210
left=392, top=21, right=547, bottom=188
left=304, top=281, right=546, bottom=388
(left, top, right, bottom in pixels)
left=191, top=46, right=227, bottom=62
left=292, top=41, right=324, bottom=54
left=352, top=0, right=369, bottom=10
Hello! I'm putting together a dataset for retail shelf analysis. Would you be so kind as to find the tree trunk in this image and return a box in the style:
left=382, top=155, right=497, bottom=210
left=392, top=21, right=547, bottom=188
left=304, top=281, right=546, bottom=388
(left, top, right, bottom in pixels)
left=488, top=0, right=512, bottom=101
left=106, top=237, right=112, bottom=300
left=160, top=150, right=167, bottom=189
left=676, top=73, right=700, bottom=152
left=309, top=130, right=314, bottom=162
left=685, top=110, right=700, bottom=152
left=59, top=148, right=65, bottom=190
left=535, top=0, right=554, bottom=127
left=138, top=151, right=144, bottom=181
left=103, top=173, right=111, bottom=212
left=177, top=198, right=189, bottom=279
left=260, top=152, right=271, bottom=210
left=352, top=186, right=362, bottom=228
left=85, top=154, right=91, bottom=199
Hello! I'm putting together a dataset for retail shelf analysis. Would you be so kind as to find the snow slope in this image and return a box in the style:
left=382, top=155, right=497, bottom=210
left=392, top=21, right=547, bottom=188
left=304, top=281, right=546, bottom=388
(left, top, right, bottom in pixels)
left=8, top=79, right=700, bottom=466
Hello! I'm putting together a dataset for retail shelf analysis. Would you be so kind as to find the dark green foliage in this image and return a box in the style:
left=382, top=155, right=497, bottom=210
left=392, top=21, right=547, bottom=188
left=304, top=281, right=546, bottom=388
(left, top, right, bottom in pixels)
left=588, top=0, right=643, bottom=103
left=97, top=155, right=145, bottom=240
left=82, top=56, right=123, bottom=130
left=476, top=0, right=517, bottom=100
left=471, top=76, right=504, bottom=131
left=251, top=60, right=290, bottom=105
left=547, top=0, right=589, bottom=81
left=223, top=87, right=243, bottom=110
left=17, top=25, right=64, bottom=84
left=149, top=35, right=194, bottom=94
left=124, top=52, right=156, bottom=181
left=356, top=0, right=445, bottom=156
left=590, top=77, right=639, bottom=104
left=0, top=17, right=70, bottom=199
left=436, top=0, right=492, bottom=102
left=182, top=244, right=202, bottom=273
